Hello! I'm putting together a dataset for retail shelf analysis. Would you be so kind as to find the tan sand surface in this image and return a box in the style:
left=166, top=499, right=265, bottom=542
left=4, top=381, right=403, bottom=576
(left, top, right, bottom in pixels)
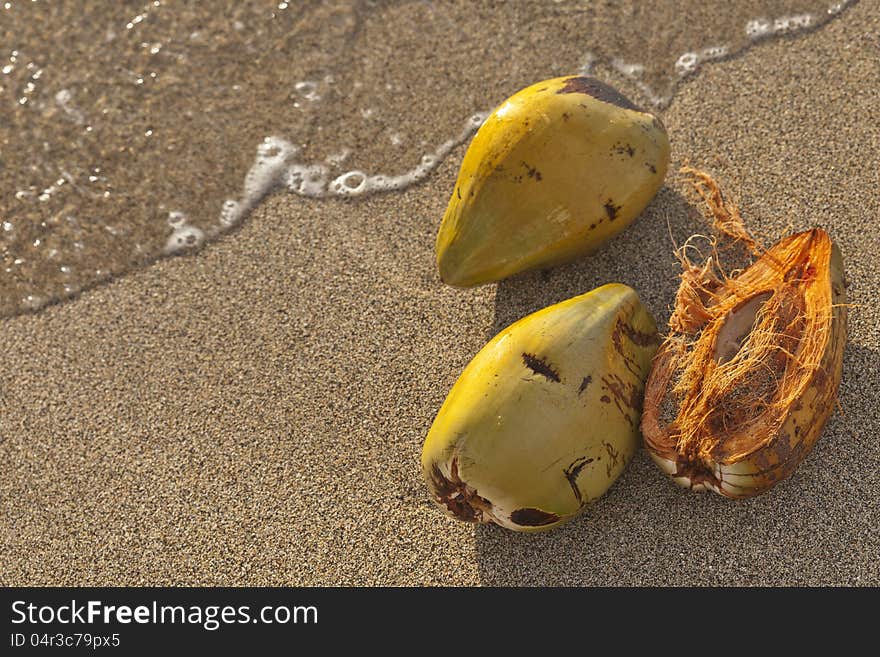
left=1, top=1, right=878, bottom=585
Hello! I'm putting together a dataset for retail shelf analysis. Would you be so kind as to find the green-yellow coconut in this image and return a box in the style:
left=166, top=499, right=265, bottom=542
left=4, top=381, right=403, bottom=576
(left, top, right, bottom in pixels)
left=421, top=283, right=659, bottom=531
left=437, top=75, right=669, bottom=287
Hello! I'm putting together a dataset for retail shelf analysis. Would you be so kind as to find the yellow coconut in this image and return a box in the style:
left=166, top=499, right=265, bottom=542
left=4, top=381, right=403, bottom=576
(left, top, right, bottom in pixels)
left=422, top=283, right=658, bottom=531
left=436, top=76, right=669, bottom=287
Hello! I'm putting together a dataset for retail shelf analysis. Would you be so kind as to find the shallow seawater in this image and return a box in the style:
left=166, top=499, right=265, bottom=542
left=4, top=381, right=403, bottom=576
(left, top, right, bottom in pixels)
left=0, top=0, right=853, bottom=316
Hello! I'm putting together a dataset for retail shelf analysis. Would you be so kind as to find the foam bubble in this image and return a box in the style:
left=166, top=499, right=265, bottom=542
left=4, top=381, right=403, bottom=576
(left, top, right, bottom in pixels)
left=270, top=110, right=488, bottom=202
left=219, top=199, right=243, bottom=228
left=748, top=12, right=815, bottom=40
left=675, top=52, right=699, bottom=75
left=22, top=294, right=47, bottom=311
left=326, top=148, right=351, bottom=165
left=675, top=45, right=730, bottom=77
left=163, top=211, right=205, bottom=254
left=611, top=58, right=645, bottom=77
left=287, top=163, right=329, bottom=197
left=701, top=45, right=729, bottom=61
left=329, top=171, right=365, bottom=196
left=212, top=136, right=299, bottom=232
left=164, top=224, right=205, bottom=255
left=294, top=80, right=321, bottom=102
left=578, top=52, right=596, bottom=76
left=36, top=177, right=68, bottom=203
left=773, top=14, right=813, bottom=32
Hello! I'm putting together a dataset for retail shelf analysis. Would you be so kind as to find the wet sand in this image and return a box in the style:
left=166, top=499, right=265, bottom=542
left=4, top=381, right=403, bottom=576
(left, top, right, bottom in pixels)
left=2, top=1, right=878, bottom=585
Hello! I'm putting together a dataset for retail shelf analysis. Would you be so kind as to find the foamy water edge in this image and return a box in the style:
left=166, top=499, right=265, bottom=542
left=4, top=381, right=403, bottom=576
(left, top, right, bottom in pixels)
left=10, top=0, right=855, bottom=314
left=176, top=0, right=853, bottom=254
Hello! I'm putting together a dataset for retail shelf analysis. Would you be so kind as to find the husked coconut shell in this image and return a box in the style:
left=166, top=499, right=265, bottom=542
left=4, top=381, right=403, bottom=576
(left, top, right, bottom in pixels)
left=641, top=168, right=847, bottom=498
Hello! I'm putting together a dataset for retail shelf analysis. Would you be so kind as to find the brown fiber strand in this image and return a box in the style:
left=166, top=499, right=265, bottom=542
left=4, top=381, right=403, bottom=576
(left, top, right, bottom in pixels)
left=680, top=165, right=764, bottom=257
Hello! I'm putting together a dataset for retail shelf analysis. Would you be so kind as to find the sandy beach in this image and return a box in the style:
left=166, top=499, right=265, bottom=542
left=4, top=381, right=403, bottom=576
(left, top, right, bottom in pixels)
left=2, top=1, right=878, bottom=585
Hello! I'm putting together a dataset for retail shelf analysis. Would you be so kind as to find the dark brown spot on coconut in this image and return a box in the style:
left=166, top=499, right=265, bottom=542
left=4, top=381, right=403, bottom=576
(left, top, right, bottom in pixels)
left=614, top=318, right=661, bottom=348
left=674, top=459, right=721, bottom=490
left=751, top=445, right=774, bottom=471
left=556, top=76, right=642, bottom=112
left=605, top=442, right=621, bottom=464
left=600, top=395, right=611, bottom=403
left=775, top=433, right=795, bottom=461
left=522, top=352, right=561, bottom=383
left=578, top=375, right=592, bottom=395
left=600, top=373, right=642, bottom=426
left=614, top=143, right=635, bottom=157
left=563, top=457, right=595, bottom=506
left=604, top=199, right=622, bottom=221
left=603, top=442, right=623, bottom=477
left=646, top=163, right=657, bottom=174
left=510, top=507, right=560, bottom=527
left=611, top=320, right=659, bottom=377
left=428, top=458, right=494, bottom=523
left=521, top=161, right=542, bottom=181
left=456, top=187, right=461, bottom=200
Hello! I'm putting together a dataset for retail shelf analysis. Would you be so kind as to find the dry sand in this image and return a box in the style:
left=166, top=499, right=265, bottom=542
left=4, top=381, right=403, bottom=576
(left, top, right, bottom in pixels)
left=2, top=1, right=879, bottom=585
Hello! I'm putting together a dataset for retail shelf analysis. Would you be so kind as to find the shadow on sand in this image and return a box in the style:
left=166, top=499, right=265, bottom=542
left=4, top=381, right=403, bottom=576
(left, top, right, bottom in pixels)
left=487, top=186, right=700, bottom=340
